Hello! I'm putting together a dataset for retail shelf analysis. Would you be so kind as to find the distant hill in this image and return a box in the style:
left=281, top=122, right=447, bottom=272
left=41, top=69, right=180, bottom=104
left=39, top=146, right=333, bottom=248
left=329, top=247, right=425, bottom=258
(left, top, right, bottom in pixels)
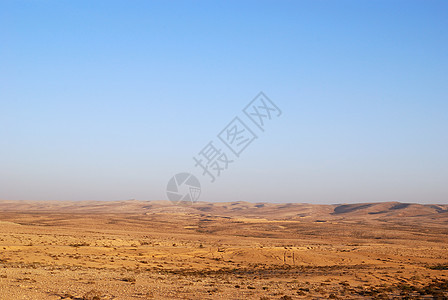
left=0, top=200, right=447, bottom=227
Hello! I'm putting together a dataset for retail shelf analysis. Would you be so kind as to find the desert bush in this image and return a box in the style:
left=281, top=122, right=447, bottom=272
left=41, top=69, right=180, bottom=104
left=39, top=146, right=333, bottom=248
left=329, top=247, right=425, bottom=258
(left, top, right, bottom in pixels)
left=121, top=276, right=136, bottom=283
left=69, top=242, right=89, bottom=247
left=82, top=289, right=102, bottom=300
left=427, top=264, right=448, bottom=270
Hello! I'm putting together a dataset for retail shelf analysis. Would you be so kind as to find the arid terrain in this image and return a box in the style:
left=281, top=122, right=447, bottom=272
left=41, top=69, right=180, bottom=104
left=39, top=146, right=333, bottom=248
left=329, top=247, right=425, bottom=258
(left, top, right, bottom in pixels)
left=0, top=200, right=447, bottom=299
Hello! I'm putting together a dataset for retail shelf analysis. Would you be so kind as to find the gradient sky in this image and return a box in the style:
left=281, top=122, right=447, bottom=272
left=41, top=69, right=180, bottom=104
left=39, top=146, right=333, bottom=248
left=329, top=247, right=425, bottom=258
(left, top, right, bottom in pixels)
left=1, top=0, right=447, bottom=204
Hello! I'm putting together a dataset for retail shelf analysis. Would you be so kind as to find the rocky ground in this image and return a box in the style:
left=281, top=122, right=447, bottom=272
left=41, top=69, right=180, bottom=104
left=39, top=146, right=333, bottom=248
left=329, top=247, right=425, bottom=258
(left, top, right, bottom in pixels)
left=0, top=200, right=447, bottom=299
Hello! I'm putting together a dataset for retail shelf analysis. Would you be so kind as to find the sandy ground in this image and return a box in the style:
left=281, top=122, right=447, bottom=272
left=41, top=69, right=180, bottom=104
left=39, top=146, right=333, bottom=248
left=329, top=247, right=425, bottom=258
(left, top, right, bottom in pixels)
left=0, top=200, right=447, bottom=299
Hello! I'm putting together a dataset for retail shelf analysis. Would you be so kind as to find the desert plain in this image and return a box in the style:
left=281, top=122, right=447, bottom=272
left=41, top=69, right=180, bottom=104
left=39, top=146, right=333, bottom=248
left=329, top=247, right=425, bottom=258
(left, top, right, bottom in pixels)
left=0, top=200, right=447, bottom=299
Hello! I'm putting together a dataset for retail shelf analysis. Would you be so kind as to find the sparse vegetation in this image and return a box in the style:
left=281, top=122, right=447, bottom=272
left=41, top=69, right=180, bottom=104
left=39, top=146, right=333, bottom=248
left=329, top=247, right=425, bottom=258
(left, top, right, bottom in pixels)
left=82, top=289, right=103, bottom=300
left=69, top=242, right=90, bottom=247
left=121, top=276, right=136, bottom=284
left=0, top=201, right=447, bottom=299
left=427, top=264, right=448, bottom=270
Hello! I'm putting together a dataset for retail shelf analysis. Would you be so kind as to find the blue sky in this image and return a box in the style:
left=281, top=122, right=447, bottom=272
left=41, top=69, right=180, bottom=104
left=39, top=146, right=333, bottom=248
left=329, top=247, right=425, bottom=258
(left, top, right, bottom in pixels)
left=1, top=0, right=447, bottom=204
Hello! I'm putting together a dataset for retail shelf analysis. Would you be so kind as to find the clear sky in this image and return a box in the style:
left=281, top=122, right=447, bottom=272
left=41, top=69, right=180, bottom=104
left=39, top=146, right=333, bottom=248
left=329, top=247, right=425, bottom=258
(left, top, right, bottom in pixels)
left=1, top=0, right=447, bottom=204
